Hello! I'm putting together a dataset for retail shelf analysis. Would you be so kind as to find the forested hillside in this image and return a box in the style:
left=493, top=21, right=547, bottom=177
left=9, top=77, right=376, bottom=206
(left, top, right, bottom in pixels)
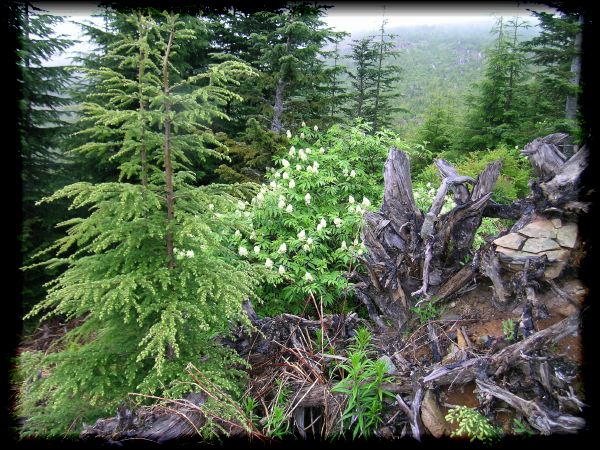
left=11, top=1, right=590, bottom=443
left=337, top=21, right=541, bottom=133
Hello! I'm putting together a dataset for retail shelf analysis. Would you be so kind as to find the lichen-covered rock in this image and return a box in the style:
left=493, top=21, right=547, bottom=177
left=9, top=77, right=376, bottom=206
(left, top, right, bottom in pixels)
left=518, top=220, right=557, bottom=239
left=544, top=249, right=570, bottom=262
left=556, top=223, right=578, bottom=248
left=544, top=261, right=566, bottom=280
left=495, top=246, right=532, bottom=258
left=521, top=237, right=561, bottom=253
left=420, top=390, right=449, bottom=438
left=493, top=233, right=526, bottom=250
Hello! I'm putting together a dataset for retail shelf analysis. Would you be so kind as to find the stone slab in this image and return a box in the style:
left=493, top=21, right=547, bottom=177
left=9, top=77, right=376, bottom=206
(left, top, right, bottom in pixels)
left=544, top=261, right=566, bottom=280
left=493, top=233, right=526, bottom=250
left=556, top=223, right=578, bottom=248
left=542, top=248, right=570, bottom=262
left=518, top=220, right=557, bottom=239
left=495, top=246, right=531, bottom=258
left=521, top=237, right=561, bottom=254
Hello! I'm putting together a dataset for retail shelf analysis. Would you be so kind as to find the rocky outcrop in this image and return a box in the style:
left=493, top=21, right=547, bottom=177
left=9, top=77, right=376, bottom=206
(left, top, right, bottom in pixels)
left=493, top=217, right=577, bottom=280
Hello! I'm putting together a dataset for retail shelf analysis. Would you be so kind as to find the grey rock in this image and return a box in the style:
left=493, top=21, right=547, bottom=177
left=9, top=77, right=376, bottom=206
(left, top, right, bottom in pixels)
left=378, top=355, right=397, bottom=374
left=518, top=220, right=557, bottom=239
left=543, top=249, right=570, bottom=262
left=493, top=233, right=526, bottom=250
left=556, top=223, right=578, bottom=248
left=521, top=237, right=560, bottom=253
left=496, top=246, right=533, bottom=258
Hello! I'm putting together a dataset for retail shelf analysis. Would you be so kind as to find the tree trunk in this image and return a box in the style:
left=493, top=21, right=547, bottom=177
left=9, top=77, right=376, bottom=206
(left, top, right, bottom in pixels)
left=162, top=26, right=175, bottom=269
left=355, top=133, right=588, bottom=330
left=353, top=148, right=499, bottom=330
left=270, top=78, right=285, bottom=133
left=270, top=32, right=292, bottom=133
left=563, top=15, right=583, bottom=158
left=565, top=15, right=583, bottom=122
left=372, top=17, right=386, bottom=131
left=137, top=13, right=147, bottom=187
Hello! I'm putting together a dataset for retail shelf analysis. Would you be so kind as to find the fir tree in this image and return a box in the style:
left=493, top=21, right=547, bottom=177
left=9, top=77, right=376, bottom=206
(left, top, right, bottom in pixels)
left=370, top=16, right=403, bottom=131
left=461, top=17, right=530, bottom=150
left=248, top=3, right=338, bottom=132
left=416, top=94, right=456, bottom=156
left=521, top=11, right=583, bottom=148
left=17, top=11, right=262, bottom=437
left=343, top=37, right=378, bottom=121
left=326, top=39, right=350, bottom=123
left=19, top=5, right=74, bottom=315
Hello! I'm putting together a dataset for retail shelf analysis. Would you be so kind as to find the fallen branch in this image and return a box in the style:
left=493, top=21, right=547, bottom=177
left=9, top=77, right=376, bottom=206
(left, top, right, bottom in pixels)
left=422, top=313, right=579, bottom=386
left=475, top=379, right=585, bottom=434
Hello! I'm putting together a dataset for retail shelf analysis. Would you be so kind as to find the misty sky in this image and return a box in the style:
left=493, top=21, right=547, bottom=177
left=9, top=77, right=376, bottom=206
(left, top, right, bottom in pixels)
left=31, top=2, right=553, bottom=66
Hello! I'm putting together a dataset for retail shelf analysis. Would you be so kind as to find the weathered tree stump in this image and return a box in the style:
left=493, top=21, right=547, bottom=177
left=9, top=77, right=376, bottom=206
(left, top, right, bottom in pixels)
left=353, top=148, right=501, bottom=330
left=354, top=134, right=588, bottom=330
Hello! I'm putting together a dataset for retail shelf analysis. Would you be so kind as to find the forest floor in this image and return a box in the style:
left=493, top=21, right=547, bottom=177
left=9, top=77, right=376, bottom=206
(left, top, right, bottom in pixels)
left=30, top=269, right=581, bottom=443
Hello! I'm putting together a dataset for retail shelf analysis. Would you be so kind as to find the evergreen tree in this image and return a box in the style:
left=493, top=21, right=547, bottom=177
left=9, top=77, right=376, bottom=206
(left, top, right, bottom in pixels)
left=343, top=21, right=403, bottom=132
left=370, top=17, right=403, bottom=131
left=213, top=118, right=288, bottom=184
left=325, top=38, right=350, bottom=124
left=343, top=37, right=378, bottom=121
left=17, top=11, right=263, bottom=437
left=248, top=3, right=338, bottom=132
left=19, top=5, right=74, bottom=315
left=416, top=94, right=456, bottom=156
left=521, top=11, right=583, bottom=146
left=461, top=17, right=530, bottom=150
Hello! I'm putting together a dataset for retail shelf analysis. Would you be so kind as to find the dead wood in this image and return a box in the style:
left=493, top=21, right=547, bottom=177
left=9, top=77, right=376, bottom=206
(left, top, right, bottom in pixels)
left=475, top=379, right=585, bottom=434
left=356, top=148, right=501, bottom=330
left=78, top=133, right=589, bottom=443
left=421, top=313, right=579, bottom=387
left=81, top=393, right=210, bottom=442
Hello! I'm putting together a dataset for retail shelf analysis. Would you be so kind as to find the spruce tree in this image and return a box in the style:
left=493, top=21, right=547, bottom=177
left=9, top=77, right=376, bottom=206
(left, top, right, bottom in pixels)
left=370, top=17, right=403, bottom=131
left=461, top=17, right=530, bottom=150
left=343, top=37, right=378, bottom=121
left=17, top=11, right=262, bottom=437
left=19, top=5, right=74, bottom=316
left=521, top=11, right=583, bottom=148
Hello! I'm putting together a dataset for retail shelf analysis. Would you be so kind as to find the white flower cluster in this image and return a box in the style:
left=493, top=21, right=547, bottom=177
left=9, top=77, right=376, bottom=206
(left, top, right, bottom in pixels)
left=278, top=194, right=286, bottom=209
left=316, top=218, right=326, bottom=232
left=306, top=160, right=319, bottom=174
left=347, top=195, right=371, bottom=214
left=174, top=248, right=195, bottom=260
